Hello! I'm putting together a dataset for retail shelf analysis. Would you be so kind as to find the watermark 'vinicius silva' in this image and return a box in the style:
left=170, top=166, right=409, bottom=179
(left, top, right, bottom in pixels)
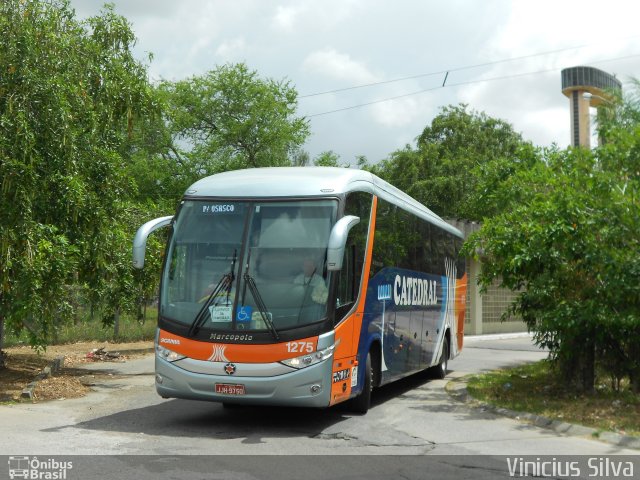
left=507, top=457, right=634, bottom=478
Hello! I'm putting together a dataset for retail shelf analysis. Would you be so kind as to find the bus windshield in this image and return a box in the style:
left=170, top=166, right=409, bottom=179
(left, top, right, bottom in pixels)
left=160, top=199, right=338, bottom=334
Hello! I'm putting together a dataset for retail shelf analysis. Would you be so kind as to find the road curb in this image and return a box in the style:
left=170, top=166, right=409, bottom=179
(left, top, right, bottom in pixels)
left=21, top=356, right=65, bottom=401
left=445, top=375, right=640, bottom=451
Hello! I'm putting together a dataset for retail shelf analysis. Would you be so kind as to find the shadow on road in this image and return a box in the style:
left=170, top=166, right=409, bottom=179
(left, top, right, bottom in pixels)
left=42, top=367, right=447, bottom=444
left=44, top=399, right=351, bottom=444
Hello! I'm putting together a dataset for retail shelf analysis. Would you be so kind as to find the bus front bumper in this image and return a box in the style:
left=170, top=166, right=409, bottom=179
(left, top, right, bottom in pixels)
left=155, top=355, right=333, bottom=408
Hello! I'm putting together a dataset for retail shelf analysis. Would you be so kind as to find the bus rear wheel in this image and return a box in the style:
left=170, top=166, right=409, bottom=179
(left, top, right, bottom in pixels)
left=349, top=352, right=372, bottom=414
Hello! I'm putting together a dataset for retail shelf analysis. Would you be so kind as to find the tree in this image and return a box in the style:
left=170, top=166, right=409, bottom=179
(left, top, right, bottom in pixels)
left=372, top=104, right=533, bottom=220
left=0, top=0, right=156, bottom=350
left=290, top=149, right=310, bottom=167
left=313, top=150, right=344, bottom=167
left=161, top=63, right=309, bottom=178
left=464, top=141, right=640, bottom=393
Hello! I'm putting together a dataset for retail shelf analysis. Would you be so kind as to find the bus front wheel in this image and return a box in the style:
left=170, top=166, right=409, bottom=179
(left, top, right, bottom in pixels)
left=349, top=352, right=372, bottom=414
left=433, top=337, right=449, bottom=380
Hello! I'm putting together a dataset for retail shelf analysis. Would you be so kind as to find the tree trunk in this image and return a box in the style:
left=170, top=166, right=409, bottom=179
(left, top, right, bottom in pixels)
left=0, top=314, right=5, bottom=369
left=561, top=334, right=595, bottom=394
left=143, top=300, right=147, bottom=324
left=630, top=371, right=640, bottom=394
left=113, top=308, right=120, bottom=339
left=630, top=338, right=640, bottom=394
left=581, top=339, right=595, bottom=394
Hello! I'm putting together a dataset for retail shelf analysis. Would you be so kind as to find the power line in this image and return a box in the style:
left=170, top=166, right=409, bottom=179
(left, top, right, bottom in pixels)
left=299, top=35, right=640, bottom=99
left=305, top=52, right=640, bottom=118
left=307, top=86, right=441, bottom=117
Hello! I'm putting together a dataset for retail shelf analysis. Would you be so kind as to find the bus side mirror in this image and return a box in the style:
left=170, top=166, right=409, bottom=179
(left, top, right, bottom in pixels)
left=327, top=215, right=360, bottom=271
left=132, top=215, right=174, bottom=269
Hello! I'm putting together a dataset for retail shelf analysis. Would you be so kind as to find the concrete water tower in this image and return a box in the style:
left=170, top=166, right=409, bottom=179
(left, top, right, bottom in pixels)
left=561, top=66, right=621, bottom=148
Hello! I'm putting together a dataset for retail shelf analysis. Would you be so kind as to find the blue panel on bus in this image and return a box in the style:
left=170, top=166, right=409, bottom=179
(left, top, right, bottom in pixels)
left=356, top=267, right=446, bottom=391
left=440, top=275, right=448, bottom=318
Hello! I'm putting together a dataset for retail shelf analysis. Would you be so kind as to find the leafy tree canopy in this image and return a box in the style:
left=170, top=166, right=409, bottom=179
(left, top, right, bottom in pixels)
left=464, top=85, right=640, bottom=393
left=371, top=104, right=535, bottom=220
left=313, top=150, right=346, bottom=167
left=0, top=0, right=156, bottom=348
left=160, top=63, right=310, bottom=180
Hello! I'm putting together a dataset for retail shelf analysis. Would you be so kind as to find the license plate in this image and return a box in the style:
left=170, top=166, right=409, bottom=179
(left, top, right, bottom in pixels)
left=215, top=383, right=246, bottom=395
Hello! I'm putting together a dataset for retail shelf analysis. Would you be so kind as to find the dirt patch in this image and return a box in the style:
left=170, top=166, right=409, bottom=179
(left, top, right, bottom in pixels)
left=34, top=376, right=91, bottom=401
left=0, top=341, right=154, bottom=403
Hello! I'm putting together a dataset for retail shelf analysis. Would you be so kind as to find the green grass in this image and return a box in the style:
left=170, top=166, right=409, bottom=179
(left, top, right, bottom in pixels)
left=4, top=307, right=158, bottom=348
left=467, top=360, right=640, bottom=437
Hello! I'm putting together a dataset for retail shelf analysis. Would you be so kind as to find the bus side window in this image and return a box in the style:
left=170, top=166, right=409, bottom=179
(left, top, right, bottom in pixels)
left=335, top=192, right=372, bottom=322
left=335, top=244, right=356, bottom=319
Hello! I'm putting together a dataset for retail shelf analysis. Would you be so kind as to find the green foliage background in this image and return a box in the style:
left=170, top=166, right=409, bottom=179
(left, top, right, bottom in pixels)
left=0, top=0, right=309, bottom=349
left=462, top=103, right=640, bottom=393
left=1, top=1, right=639, bottom=397
left=0, top=0, right=157, bottom=348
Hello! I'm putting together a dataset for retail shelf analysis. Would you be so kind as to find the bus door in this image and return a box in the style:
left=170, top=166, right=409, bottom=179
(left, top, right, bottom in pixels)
left=408, top=309, right=424, bottom=372
left=421, top=308, right=439, bottom=368
left=391, top=309, right=411, bottom=373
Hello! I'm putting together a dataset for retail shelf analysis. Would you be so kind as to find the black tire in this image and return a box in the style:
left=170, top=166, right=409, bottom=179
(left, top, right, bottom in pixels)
left=349, top=352, right=372, bottom=414
left=433, top=337, right=449, bottom=380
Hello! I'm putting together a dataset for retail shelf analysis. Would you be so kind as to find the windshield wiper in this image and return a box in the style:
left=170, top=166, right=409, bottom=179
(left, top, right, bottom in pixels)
left=240, top=249, right=279, bottom=341
left=188, top=250, right=237, bottom=337
left=244, top=272, right=279, bottom=341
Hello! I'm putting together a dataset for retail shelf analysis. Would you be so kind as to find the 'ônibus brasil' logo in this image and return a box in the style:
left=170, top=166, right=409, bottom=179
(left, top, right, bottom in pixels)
left=8, top=456, right=73, bottom=480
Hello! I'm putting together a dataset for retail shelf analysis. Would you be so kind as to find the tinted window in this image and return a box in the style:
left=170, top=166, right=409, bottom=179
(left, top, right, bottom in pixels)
left=371, top=197, right=460, bottom=277
left=335, top=192, right=372, bottom=321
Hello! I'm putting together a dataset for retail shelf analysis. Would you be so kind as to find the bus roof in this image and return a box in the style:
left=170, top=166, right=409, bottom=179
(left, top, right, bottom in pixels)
left=185, top=167, right=462, bottom=237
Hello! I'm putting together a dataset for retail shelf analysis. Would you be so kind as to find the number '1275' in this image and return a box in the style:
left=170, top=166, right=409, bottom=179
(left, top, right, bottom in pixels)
left=286, top=342, right=313, bottom=353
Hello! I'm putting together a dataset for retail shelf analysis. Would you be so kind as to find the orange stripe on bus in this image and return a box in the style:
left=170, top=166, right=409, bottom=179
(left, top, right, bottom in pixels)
left=330, top=196, right=378, bottom=406
left=329, top=357, right=357, bottom=406
left=333, top=196, right=379, bottom=363
left=158, top=329, right=318, bottom=363
left=350, top=195, right=378, bottom=352
left=455, top=273, right=468, bottom=352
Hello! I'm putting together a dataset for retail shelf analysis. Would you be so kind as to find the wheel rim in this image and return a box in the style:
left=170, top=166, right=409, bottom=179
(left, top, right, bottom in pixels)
left=441, top=342, right=448, bottom=375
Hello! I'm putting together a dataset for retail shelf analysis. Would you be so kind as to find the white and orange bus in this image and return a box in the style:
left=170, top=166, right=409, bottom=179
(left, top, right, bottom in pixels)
left=133, top=167, right=467, bottom=413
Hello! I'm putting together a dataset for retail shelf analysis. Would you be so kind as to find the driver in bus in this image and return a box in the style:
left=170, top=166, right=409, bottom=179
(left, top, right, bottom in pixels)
left=293, top=257, right=328, bottom=305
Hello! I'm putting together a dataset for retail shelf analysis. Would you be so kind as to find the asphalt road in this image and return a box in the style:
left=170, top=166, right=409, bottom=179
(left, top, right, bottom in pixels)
left=1, top=334, right=637, bottom=479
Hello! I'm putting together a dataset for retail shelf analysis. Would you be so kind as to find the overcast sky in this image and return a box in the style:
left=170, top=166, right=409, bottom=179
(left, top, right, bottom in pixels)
left=70, top=0, right=640, bottom=165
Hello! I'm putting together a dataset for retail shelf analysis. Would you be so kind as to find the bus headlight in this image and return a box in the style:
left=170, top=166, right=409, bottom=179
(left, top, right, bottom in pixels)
left=156, top=344, right=186, bottom=362
left=280, top=344, right=335, bottom=369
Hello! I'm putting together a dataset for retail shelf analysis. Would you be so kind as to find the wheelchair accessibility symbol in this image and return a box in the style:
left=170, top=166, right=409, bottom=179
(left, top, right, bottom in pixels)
left=236, top=306, right=252, bottom=323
